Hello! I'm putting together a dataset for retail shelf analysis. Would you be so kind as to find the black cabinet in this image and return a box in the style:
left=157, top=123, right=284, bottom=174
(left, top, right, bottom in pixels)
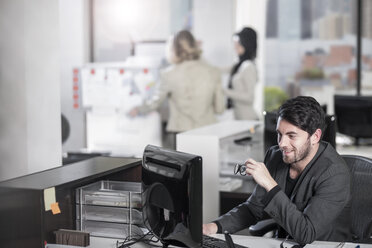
left=219, top=179, right=257, bottom=215
left=0, top=156, right=141, bottom=248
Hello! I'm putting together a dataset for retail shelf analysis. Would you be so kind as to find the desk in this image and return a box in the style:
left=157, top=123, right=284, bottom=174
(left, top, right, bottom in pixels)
left=225, top=234, right=372, bottom=248
left=0, top=156, right=142, bottom=248
left=62, top=234, right=372, bottom=248
left=177, top=120, right=263, bottom=222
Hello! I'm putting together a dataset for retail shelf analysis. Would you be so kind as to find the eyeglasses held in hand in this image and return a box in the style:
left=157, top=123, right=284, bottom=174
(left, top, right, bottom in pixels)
left=234, top=163, right=247, bottom=176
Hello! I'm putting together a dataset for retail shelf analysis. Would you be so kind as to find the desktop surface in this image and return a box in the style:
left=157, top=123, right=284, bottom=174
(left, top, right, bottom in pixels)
left=0, top=156, right=140, bottom=189
left=83, top=234, right=372, bottom=248
left=221, top=234, right=371, bottom=248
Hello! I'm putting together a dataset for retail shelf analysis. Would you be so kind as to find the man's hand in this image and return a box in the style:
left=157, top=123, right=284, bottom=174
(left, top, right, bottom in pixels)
left=203, top=223, right=218, bottom=235
left=245, top=158, right=278, bottom=192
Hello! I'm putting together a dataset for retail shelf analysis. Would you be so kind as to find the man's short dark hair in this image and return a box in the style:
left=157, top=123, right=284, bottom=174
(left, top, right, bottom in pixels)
left=278, top=96, right=325, bottom=135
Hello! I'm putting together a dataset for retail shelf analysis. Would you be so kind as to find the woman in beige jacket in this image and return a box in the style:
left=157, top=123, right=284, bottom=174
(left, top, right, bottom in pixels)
left=129, top=30, right=225, bottom=134
left=225, top=27, right=259, bottom=120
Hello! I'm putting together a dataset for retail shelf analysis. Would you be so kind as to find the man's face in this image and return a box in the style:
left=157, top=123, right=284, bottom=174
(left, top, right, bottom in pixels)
left=276, top=117, right=312, bottom=164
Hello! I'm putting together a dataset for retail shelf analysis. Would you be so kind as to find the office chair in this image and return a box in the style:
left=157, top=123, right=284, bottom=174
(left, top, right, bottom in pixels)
left=322, top=114, right=336, bottom=148
left=263, top=111, right=278, bottom=153
left=249, top=155, right=372, bottom=243
left=342, top=155, right=372, bottom=242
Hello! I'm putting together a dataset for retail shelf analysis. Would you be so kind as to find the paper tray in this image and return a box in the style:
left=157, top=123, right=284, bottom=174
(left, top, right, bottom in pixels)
left=76, top=220, right=143, bottom=239
left=76, top=181, right=141, bottom=208
left=76, top=205, right=143, bottom=224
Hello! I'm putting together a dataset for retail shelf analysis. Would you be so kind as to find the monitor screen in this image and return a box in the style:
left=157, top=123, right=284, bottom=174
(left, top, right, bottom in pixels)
left=142, top=145, right=202, bottom=248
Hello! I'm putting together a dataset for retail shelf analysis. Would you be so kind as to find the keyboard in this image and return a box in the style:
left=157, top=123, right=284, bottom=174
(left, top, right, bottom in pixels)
left=203, top=235, right=248, bottom=248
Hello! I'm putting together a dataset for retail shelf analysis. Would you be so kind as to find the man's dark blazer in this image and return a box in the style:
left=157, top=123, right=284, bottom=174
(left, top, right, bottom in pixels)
left=216, top=141, right=352, bottom=245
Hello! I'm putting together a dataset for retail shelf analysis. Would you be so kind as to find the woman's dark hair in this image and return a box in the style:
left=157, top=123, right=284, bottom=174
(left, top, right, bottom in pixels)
left=278, top=96, right=326, bottom=135
left=227, top=27, right=257, bottom=108
left=231, top=27, right=257, bottom=75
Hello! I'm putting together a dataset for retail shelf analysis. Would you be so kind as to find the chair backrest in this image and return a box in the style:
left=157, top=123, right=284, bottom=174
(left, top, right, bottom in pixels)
left=263, top=111, right=278, bottom=152
left=322, top=114, right=336, bottom=148
left=342, top=155, right=372, bottom=241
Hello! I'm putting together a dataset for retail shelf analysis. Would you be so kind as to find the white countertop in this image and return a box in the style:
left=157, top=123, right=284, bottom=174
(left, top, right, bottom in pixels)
left=178, top=120, right=262, bottom=139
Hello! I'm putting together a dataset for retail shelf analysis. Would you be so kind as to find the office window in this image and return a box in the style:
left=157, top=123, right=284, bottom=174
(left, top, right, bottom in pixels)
left=361, top=1, right=372, bottom=92
left=92, top=0, right=192, bottom=62
left=264, top=0, right=362, bottom=102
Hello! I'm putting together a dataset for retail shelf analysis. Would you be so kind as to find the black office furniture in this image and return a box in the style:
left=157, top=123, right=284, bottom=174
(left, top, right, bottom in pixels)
left=322, top=114, right=336, bottom=148
left=62, top=151, right=110, bottom=165
left=334, top=95, right=372, bottom=145
left=219, top=179, right=257, bottom=216
left=61, top=114, right=70, bottom=144
left=248, top=218, right=276, bottom=237
left=263, top=111, right=278, bottom=153
left=342, top=155, right=372, bottom=243
left=0, top=156, right=141, bottom=248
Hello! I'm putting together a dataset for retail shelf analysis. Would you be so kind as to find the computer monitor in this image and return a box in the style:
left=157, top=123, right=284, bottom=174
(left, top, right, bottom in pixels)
left=334, top=94, right=372, bottom=145
left=142, top=145, right=203, bottom=248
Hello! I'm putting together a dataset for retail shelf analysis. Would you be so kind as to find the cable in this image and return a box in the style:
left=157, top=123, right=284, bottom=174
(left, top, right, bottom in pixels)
left=116, top=230, right=163, bottom=248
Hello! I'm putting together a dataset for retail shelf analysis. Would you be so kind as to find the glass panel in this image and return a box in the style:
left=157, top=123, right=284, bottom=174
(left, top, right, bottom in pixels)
left=265, top=0, right=357, bottom=114
left=92, top=0, right=192, bottom=62
left=361, top=1, right=372, bottom=94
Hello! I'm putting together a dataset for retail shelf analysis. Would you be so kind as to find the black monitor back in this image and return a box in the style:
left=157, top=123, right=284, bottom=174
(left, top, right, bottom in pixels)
left=334, top=95, right=372, bottom=142
left=142, top=145, right=202, bottom=248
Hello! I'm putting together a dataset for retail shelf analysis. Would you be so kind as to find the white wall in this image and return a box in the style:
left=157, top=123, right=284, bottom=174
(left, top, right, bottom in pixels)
left=0, top=0, right=61, bottom=181
left=193, top=0, right=266, bottom=119
left=193, top=0, right=236, bottom=68
left=60, top=0, right=91, bottom=152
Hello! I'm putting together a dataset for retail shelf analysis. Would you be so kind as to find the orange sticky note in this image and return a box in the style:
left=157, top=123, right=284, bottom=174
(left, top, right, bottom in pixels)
left=51, top=202, right=61, bottom=215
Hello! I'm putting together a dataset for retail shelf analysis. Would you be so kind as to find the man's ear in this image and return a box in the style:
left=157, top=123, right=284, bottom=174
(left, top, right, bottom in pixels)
left=311, top=128, right=322, bottom=144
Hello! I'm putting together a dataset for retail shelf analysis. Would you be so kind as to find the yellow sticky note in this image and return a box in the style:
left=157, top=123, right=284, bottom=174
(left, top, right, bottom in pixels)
left=44, top=187, right=56, bottom=211
left=51, top=202, right=61, bottom=215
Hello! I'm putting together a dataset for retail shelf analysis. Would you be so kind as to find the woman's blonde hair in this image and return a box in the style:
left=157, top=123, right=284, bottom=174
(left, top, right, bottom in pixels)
left=167, top=30, right=202, bottom=64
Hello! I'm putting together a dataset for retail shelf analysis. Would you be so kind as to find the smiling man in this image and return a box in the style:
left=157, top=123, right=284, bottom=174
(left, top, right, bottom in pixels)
left=203, top=96, right=352, bottom=246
